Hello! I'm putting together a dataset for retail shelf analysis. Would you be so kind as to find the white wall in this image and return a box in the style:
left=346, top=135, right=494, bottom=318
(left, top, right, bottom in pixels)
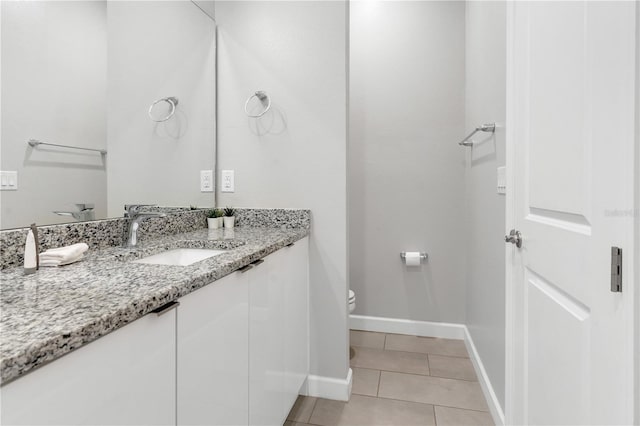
left=349, top=1, right=467, bottom=323
left=0, top=1, right=107, bottom=229
left=215, top=1, right=349, bottom=383
left=107, top=1, right=216, bottom=217
left=464, top=1, right=506, bottom=411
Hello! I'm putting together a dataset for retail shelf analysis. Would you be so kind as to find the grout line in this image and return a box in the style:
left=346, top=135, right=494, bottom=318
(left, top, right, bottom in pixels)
left=376, top=369, right=382, bottom=397
left=383, top=346, right=471, bottom=359
left=304, top=394, right=319, bottom=424
left=374, top=394, right=491, bottom=414
left=428, top=373, right=479, bottom=383
left=350, top=366, right=431, bottom=376
left=432, top=404, right=494, bottom=414
left=383, top=332, right=388, bottom=349
left=433, top=404, right=439, bottom=426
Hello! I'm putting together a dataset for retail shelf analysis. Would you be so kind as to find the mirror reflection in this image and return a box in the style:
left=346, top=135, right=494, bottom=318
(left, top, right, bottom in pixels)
left=0, top=0, right=216, bottom=230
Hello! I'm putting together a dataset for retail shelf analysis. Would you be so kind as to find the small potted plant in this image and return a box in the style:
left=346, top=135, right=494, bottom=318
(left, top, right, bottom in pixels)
left=207, top=208, right=224, bottom=229
left=223, top=207, right=236, bottom=228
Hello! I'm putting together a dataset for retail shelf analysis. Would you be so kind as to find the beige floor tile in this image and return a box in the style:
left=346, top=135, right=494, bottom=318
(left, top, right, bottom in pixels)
left=287, top=395, right=317, bottom=423
left=428, top=354, right=477, bottom=381
left=434, top=406, right=494, bottom=426
left=350, top=330, right=386, bottom=349
left=350, top=346, right=430, bottom=375
left=385, top=334, right=469, bottom=358
left=378, top=371, right=489, bottom=412
left=351, top=367, right=381, bottom=396
left=309, top=394, right=436, bottom=425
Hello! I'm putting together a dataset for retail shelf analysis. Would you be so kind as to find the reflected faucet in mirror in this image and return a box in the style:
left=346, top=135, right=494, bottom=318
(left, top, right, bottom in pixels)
left=53, top=204, right=95, bottom=222
left=124, top=204, right=166, bottom=248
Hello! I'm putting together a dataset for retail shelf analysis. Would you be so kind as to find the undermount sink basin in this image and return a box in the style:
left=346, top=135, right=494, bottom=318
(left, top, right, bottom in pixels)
left=132, top=248, right=226, bottom=266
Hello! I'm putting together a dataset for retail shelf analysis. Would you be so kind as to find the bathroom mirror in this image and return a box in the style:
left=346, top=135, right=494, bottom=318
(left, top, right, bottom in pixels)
left=0, top=0, right=216, bottom=230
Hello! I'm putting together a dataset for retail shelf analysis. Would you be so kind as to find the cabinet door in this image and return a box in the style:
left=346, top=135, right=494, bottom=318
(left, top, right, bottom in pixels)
left=1, top=309, right=176, bottom=426
left=177, top=270, right=249, bottom=426
left=283, top=237, right=309, bottom=413
left=249, top=253, right=285, bottom=426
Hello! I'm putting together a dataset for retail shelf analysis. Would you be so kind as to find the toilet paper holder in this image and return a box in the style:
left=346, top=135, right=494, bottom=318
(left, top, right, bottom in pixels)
left=400, top=252, right=428, bottom=261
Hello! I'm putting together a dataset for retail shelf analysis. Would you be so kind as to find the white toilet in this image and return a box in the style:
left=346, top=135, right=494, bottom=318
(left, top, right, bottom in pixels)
left=349, top=289, right=356, bottom=314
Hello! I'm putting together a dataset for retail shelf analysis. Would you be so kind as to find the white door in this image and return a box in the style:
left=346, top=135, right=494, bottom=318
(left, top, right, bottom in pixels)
left=506, top=1, right=637, bottom=425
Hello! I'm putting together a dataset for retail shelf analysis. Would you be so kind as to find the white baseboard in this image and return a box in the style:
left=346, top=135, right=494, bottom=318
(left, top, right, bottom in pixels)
left=350, top=314, right=504, bottom=425
left=302, top=368, right=352, bottom=401
left=463, top=327, right=506, bottom=426
left=350, top=314, right=466, bottom=340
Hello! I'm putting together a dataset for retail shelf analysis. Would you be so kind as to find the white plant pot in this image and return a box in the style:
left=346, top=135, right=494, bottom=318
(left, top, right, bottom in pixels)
left=223, top=216, right=235, bottom=228
left=207, top=217, right=220, bottom=229
left=217, top=217, right=224, bottom=228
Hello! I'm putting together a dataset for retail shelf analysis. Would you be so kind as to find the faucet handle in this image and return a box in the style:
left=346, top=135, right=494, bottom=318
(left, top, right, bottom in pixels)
left=124, top=204, right=157, bottom=217
left=75, top=203, right=95, bottom=211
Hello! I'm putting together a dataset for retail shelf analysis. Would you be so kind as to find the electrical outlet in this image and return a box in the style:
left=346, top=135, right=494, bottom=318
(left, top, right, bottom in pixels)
left=200, top=170, right=213, bottom=192
left=221, top=170, right=234, bottom=193
left=497, top=166, right=506, bottom=194
left=0, top=171, right=18, bottom=191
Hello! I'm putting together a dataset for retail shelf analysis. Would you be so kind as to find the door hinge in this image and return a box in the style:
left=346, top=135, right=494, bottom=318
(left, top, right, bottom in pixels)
left=611, top=247, right=622, bottom=293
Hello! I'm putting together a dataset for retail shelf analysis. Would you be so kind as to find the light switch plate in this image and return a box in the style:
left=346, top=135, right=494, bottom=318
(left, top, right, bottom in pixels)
left=221, top=170, right=234, bottom=193
left=0, top=171, right=18, bottom=191
left=200, top=170, right=213, bottom=192
left=497, top=166, right=506, bottom=194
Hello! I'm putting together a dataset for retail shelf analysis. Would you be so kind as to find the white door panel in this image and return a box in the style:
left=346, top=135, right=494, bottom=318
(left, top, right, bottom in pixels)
left=507, top=1, right=636, bottom=424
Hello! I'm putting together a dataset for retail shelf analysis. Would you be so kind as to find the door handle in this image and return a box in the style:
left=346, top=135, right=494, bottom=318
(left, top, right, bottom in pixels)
left=505, top=229, right=522, bottom=248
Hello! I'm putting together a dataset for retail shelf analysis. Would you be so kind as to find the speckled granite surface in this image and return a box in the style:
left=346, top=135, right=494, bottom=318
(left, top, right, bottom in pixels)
left=0, top=209, right=211, bottom=270
left=0, top=211, right=311, bottom=385
left=234, top=208, right=311, bottom=229
left=0, top=208, right=311, bottom=270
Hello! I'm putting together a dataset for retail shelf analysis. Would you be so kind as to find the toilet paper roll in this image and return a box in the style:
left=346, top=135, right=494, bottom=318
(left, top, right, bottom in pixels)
left=404, top=252, right=422, bottom=266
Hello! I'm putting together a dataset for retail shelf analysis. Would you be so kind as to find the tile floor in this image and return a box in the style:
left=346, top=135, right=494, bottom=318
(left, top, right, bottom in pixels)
left=285, top=330, right=494, bottom=426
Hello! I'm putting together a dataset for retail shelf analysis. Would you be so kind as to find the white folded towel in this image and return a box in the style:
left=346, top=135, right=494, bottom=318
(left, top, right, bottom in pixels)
left=39, top=243, right=89, bottom=266
left=40, top=253, right=85, bottom=267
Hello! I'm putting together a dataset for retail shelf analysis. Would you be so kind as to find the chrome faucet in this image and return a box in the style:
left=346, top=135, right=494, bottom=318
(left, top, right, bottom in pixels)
left=53, top=203, right=95, bottom=222
left=124, top=204, right=166, bottom=247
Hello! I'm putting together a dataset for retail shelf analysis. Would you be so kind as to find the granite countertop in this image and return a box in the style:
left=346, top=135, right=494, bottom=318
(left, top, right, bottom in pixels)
left=0, top=226, right=309, bottom=385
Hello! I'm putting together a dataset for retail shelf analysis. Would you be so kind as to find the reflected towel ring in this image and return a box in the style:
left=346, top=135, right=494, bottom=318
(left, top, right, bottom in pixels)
left=149, top=97, right=179, bottom=122
left=244, top=91, right=271, bottom=118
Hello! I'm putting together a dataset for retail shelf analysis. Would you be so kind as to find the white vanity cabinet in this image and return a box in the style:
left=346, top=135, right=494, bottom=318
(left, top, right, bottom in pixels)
left=1, top=236, right=309, bottom=426
left=249, top=252, right=285, bottom=426
left=282, top=238, right=309, bottom=412
left=177, top=267, right=250, bottom=425
left=0, top=307, right=177, bottom=426
left=249, top=237, right=309, bottom=426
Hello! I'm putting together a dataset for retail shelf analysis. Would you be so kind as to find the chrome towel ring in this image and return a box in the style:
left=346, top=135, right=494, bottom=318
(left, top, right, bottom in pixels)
left=244, top=91, right=271, bottom=118
left=149, top=97, right=179, bottom=122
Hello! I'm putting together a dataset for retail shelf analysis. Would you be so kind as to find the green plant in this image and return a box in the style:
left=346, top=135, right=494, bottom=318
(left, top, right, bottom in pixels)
left=207, top=208, right=224, bottom=218
left=224, top=207, right=235, bottom=217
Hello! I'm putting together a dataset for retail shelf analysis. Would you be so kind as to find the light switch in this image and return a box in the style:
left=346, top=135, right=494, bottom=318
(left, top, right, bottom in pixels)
left=200, top=170, right=214, bottom=192
left=0, top=171, right=18, bottom=191
left=221, top=170, right=234, bottom=193
left=497, top=166, right=506, bottom=194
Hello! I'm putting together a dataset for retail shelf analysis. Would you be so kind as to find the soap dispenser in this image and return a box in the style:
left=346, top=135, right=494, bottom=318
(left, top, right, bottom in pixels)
left=24, top=223, right=39, bottom=275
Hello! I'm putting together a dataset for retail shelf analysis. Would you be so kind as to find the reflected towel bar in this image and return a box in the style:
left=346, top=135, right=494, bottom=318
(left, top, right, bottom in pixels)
left=458, top=123, right=496, bottom=146
left=27, top=139, right=107, bottom=155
